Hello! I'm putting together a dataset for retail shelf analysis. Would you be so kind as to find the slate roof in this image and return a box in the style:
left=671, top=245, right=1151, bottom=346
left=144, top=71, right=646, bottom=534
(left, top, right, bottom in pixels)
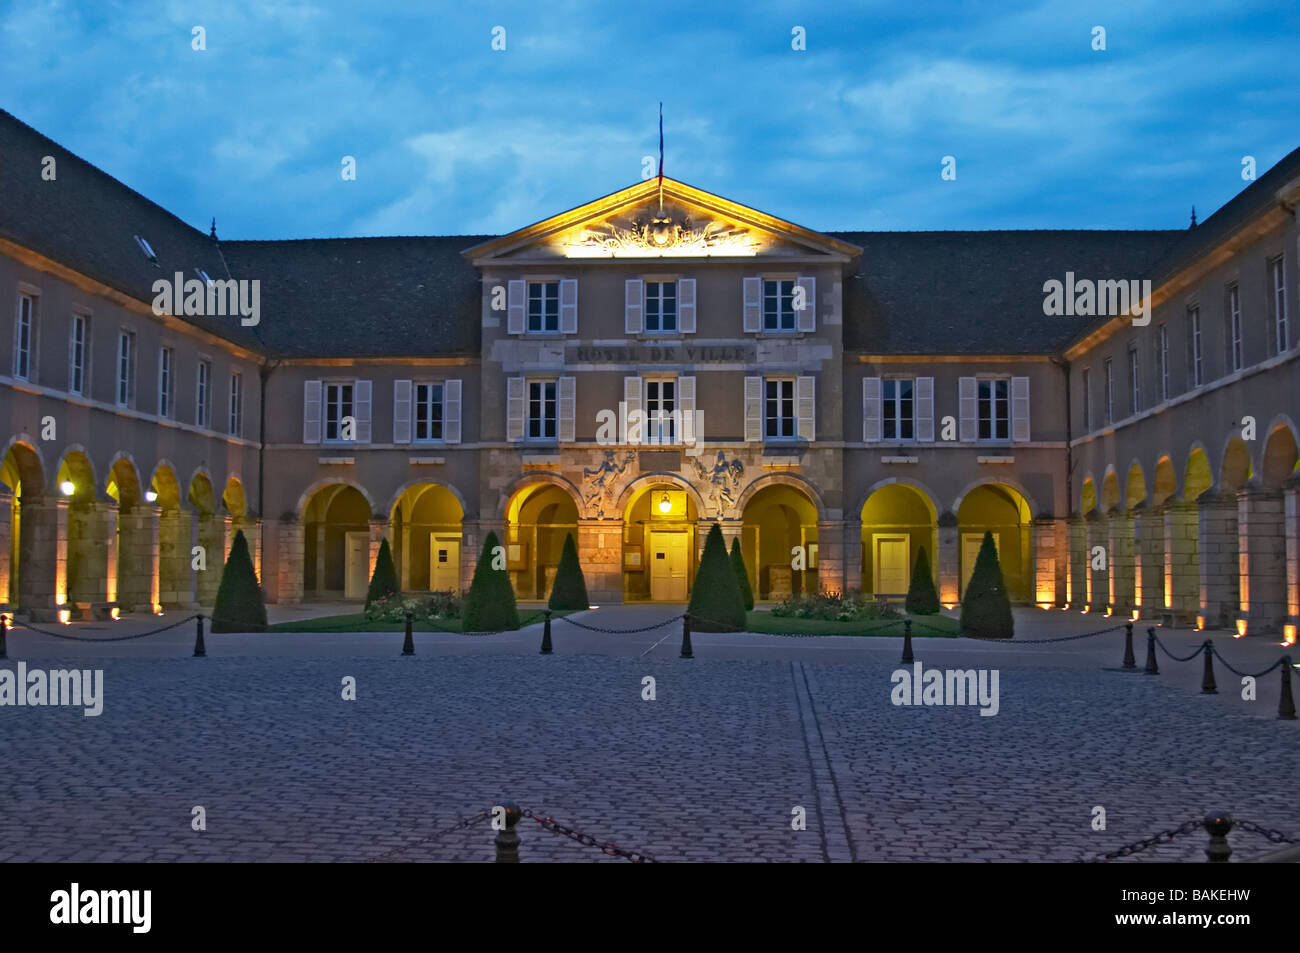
left=832, top=230, right=1181, bottom=354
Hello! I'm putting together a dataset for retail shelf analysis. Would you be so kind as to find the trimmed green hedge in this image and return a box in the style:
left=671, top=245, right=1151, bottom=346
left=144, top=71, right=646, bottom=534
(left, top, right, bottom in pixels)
left=548, top=532, right=590, bottom=610
left=211, top=530, right=267, bottom=633
left=905, top=545, right=941, bottom=615
left=730, top=538, right=755, bottom=611
left=688, top=523, right=747, bottom=632
left=462, top=530, right=520, bottom=632
left=960, top=531, right=1014, bottom=639
left=365, top=537, right=399, bottom=609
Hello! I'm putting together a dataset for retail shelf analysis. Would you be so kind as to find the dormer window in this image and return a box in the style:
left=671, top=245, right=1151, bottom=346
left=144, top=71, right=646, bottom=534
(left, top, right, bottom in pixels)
left=134, top=235, right=157, bottom=262
left=196, top=269, right=214, bottom=285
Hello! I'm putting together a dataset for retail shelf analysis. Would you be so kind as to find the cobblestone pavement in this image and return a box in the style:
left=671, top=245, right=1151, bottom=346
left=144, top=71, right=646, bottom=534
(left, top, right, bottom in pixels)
left=2, top=608, right=1297, bottom=863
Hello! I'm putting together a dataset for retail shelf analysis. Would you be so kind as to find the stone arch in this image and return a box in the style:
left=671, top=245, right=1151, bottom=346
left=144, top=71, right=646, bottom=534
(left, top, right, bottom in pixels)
left=388, top=482, right=466, bottom=593
left=1261, top=419, right=1300, bottom=488
left=504, top=479, right=580, bottom=600
left=55, top=445, right=96, bottom=502
left=953, top=476, right=1038, bottom=520
left=1079, top=477, right=1098, bottom=516
left=1152, top=456, right=1177, bottom=506
left=386, top=478, right=470, bottom=520
left=296, top=478, right=377, bottom=520
left=0, top=437, right=47, bottom=610
left=735, top=472, right=827, bottom=522
left=615, top=472, right=708, bottom=518
left=957, top=482, right=1033, bottom=603
left=742, top=480, right=822, bottom=600
left=222, top=477, right=247, bottom=518
left=1184, top=445, right=1213, bottom=501
left=1124, top=461, right=1147, bottom=510
left=1219, top=435, right=1254, bottom=492
left=0, top=435, right=46, bottom=496
left=860, top=481, right=938, bottom=600
left=854, top=476, right=941, bottom=521
left=621, top=477, right=702, bottom=602
left=148, top=461, right=183, bottom=509
left=106, top=453, right=143, bottom=507
left=1101, top=468, right=1122, bottom=512
left=187, top=470, right=217, bottom=514
left=494, top=472, right=583, bottom=521
left=302, top=483, right=375, bottom=599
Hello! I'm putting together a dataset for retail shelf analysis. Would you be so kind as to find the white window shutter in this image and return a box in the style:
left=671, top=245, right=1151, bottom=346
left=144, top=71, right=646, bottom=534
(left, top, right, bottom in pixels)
left=744, top=376, right=762, bottom=442
left=393, top=379, right=412, bottom=443
left=678, top=278, right=697, bottom=333
left=625, top=279, right=643, bottom=334
left=797, top=376, right=815, bottom=441
left=796, top=276, right=816, bottom=331
left=678, top=375, right=696, bottom=445
left=507, top=280, right=525, bottom=335
left=560, top=278, right=578, bottom=334
left=743, top=277, right=761, bottom=332
left=959, top=377, right=977, bottom=442
left=915, top=376, right=934, bottom=442
left=303, top=379, right=321, bottom=443
left=623, top=375, right=642, bottom=444
left=506, top=377, right=524, bottom=441
left=444, top=378, right=462, bottom=444
left=558, top=375, right=576, bottom=442
left=354, top=379, right=372, bottom=443
left=862, top=377, right=881, bottom=442
left=1011, top=376, right=1030, bottom=442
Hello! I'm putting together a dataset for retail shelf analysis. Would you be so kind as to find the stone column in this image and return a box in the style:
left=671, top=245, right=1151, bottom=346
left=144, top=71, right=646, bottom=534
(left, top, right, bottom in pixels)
left=1133, top=502, right=1164, bottom=619
left=195, top=511, right=223, bottom=607
left=250, top=518, right=263, bottom=584
left=1106, top=506, right=1136, bottom=617
left=937, top=512, right=959, bottom=606
left=398, top=508, right=412, bottom=590
left=1197, top=491, right=1239, bottom=631
left=1031, top=517, right=1057, bottom=607
left=117, top=504, right=161, bottom=613
left=815, top=520, right=844, bottom=594
left=1067, top=516, right=1087, bottom=609
left=66, top=500, right=111, bottom=609
left=0, top=488, right=11, bottom=607
left=19, top=497, right=68, bottom=620
left=578, top=518, right=622, bottom=604
left=277, top=519, right=305, bottom=605
left=102, top=501, right=119, bottom=607
left=842, top=518, right=863, bottom=594
left=1163, top=497, right=1199, bottom=625
left=1286, top=476, right=1300, bottom=644
left=368, top=519, right=388, bottom=583
left=1085, top=511, right=1106, bottom=612
left=1237, top=487, right=1286, bottom=636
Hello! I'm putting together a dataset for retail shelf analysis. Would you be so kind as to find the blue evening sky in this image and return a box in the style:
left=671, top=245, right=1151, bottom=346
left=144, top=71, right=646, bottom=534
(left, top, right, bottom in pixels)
left=2, top=0, right=1297, bottom=239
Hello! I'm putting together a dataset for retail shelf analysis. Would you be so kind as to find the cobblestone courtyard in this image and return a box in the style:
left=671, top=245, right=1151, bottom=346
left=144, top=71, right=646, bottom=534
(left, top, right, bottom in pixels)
left=1, top=609, right=1297, bottom=863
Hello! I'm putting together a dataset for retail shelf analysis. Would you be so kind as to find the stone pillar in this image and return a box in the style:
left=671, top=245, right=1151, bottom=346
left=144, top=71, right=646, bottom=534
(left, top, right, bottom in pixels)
left=277, top=519, right=305, bottom=605
left=1197, top=491, right=1239, bottom=631
left=117, top=504, right=161, bottom=613
left=842, top=518, right=863, bottom=594
left=1237, top=487, right=1286, bottom=636
left=1286, top=477, right=1300, bottom=644
left=67, top=500, right=112, bottom=608
left=0, top=488, right=11, bottom=607
left=398, top=509, right=412, bottom=590
left=1164, top=498, right=1199, bottom=625
left=815, top=520, right=844, bottom=594
left=102, top=502, right=119, bottom=606
left=578, top=518, right=622, bottom=604
left=1085, top=511, right=1106, bottom=612
left=195, top=511, right=224, bottom=606
left=1031, top=518, right=1057, bottom=607
left=937, top=512, right=959, bottom=606
left=250, top=518, right=263, bottom=584
left=368, top=519, right=388, bottom=582
left=1067, top=516, right=1087, bottom=609
left=1106, top=506, right=1136, bottom=616
left=18, top=497, right=68, bottom=620
left=1133, top=502, right=1164, bottom=619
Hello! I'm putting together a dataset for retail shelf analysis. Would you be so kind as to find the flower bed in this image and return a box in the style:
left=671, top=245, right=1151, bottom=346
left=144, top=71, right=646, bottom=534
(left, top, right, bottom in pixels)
left=769, top=590, right=903, bottom=622
left=364, top=590, right=461, bottom=623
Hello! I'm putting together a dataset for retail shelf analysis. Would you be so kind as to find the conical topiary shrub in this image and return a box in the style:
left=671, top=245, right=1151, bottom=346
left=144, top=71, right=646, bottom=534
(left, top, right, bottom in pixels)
left=960, top=531, right=1014, bottom=638
left=365, top=536, right=399, bottom=609
left=462, top=530, right=520, bottom=632
left=905, top=545, right=940, bottom=615
left=548, top=532, right=589, bottom=610
left=729, top=537, right=755, bottom=611
left=688, top=523, right=747, bottom=632
left=211, top=529, right=267, bottom=632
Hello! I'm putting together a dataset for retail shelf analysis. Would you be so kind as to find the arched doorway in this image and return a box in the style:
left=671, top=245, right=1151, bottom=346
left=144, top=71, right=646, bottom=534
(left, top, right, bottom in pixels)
left=741, top=484, right=819, bottom=601
left=505, top=482, right=578, bottom=601
left=106, top=456, right=144, bottom=613
left=302, top=484, right=373, bottom=600
left=58, top=450, right=97, bottom=613
left=957, top=483, right=1032, bottom=603
left=622, top=481, right=698, bottom=602
left=860, top=483, right=937, bottom=600
left=390, top=484, right=465, bottom=593
left=0, top=441, right=44, bottom=610
left=222, top=477, right=256, bottom=583
left=151, top=464, right=189, bottom=608
left=190, top=473, right=225, bottom=605
left=1261, top=424, right=1299, bottom=488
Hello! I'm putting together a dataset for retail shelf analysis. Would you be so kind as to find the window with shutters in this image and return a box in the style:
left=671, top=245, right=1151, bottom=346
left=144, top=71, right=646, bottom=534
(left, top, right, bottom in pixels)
left=882, top=378, right=914, bottom=440
left=1227, top=282, right=1242, bottom=372
left=1271, top=256, right=1288, bottom=353
left=645, top=281, right=677, bottom=333
left=196, top=359, right=212, bottom=428
left=68, top=313, right=88, bottom=396
left=229, top=370, right=243, bottom=437
left=527, top=281, right=560, bottom=332
left=14, top=292, right=35, bottom=381
left=158, top=348, right=174, bottom=418
left=324, top=382, right=354, bottom=442
left=645, top=378, right=676, bottom=444
left=978, top=378, right=1009, bottom=441
left=117, top=330, right=135, bottom=407
left=527, top=380, right=557, bottom=439
left=415, top=382, right=445, bottom=441
left=765, top=378, right=796, bottom=438
left=762, top=279, right=796, bottom=331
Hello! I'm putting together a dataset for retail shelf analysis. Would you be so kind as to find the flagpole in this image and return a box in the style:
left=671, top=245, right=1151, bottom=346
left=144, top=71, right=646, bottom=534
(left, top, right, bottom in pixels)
left=658, top=102, right=664, bottom=213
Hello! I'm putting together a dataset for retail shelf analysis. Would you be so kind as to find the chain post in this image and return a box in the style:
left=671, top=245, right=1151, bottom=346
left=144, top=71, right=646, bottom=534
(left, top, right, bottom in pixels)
left=401, top=611, right=414, bottom=656
left=494, top=801, right=522, bottom=863
left=1122, top=621, right=1136, bottom=669
left=193, top=614, right=206, bottom=658
left=0, top=613, right=7, bottom=660
left=901, top=618, right=914, bottom=664
left=680, top=614, right=693, bottom=659
left=1144, top=628, right=1159, bottom=675
left=1278, top=657, right=1296, bottom=720
left=1200, top=640, right=1217, bottom=694
left=540, top=609, right=553, bottom=655
left=1204, top=812, right=1233, bottom=863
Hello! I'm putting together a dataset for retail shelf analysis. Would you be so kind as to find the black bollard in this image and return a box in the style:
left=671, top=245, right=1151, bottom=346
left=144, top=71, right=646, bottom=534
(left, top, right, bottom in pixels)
left=1279, top=658, right=1296, bottom=721
left=901, top=619, right=914, bottom=664
left=1122, top=622, right=1136, bottom=669
left=540, top=610, right=553, bottom=655
left=1203, top=812, right=1233, bottom=863
left=402, top=611, right=415, bottom=656
left=1200, top=640, right=1217, bottom=694
left=680, top=614, right=693, bottom=659
left=193, top=614, right=206, bottom=658
left=1144, top=628, right=1159, bottom=675
left=0, top=613, right=7, bottom=660
left=494, top=801, right=522, bottom=863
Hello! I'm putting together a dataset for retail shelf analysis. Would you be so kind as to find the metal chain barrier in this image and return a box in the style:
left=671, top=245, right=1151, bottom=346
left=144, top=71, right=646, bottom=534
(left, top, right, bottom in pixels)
left=557, top=613, right=685, bottom=635
left=1151, top=632, right=1209, bottom=663
left=366, top=810, right=492, bottom=863
left=958, top=622, right=1127, bottom=644
left=8, top=613, right=203, bottom=643
left=1208, top=645, right=1286, bottom=680
left=1077, top=818, right=1203, bottom=862
left=1235, top=819, right=1300, bottom=845
left=521, top=809, right=660, bottom=862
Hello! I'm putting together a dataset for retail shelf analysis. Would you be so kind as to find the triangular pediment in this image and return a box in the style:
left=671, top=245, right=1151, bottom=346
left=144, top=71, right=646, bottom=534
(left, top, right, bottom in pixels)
left=463, top=177, right=861, bottom=263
